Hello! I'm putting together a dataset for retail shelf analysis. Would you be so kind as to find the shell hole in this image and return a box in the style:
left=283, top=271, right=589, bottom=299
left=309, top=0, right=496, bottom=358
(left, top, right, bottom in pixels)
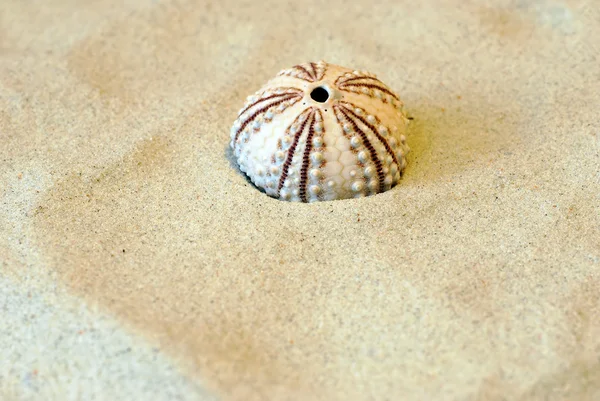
left=310, top=87, right=329, bottom=103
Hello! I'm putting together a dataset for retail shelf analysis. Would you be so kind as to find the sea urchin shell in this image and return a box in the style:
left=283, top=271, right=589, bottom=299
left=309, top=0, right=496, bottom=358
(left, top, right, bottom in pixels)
left=230, top=61, right=410, bottom=202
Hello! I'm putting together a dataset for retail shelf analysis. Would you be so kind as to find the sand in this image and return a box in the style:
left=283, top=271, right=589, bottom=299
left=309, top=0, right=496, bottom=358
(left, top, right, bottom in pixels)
left=1, top=0, right=599, bottom=400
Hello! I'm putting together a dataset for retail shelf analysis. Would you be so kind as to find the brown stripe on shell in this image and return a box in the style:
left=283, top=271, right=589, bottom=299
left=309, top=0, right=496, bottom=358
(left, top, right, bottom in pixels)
left=334, top=105, right=385, bottom=193
left=339, top=83, right=400, bottom=100
left=299, top=109, right=321, bottom=202
left=339, top=102, right=400, bottom=170
left=233, top=94, right=301, bottom=147
left=278, top=64, right=315, bottom=82
left=277, top=108, right=314, bottom=195
left=335, top=74, right=384, bottom=86
left=237, top=88, right=303, bottom=117
left=314, top=62, right=326, bottom=81
left=309, top=62, right=318, bottom=81
left=296, top=64, right=315, bottom=81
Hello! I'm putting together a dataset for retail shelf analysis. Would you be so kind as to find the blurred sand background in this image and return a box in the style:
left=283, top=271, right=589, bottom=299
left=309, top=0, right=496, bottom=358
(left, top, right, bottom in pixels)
left=1, top=0, right=600, bottom=400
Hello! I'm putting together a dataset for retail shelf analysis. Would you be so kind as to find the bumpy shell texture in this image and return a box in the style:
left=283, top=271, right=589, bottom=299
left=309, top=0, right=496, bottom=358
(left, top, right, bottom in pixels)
left=230, top=61, right=410, bottom=202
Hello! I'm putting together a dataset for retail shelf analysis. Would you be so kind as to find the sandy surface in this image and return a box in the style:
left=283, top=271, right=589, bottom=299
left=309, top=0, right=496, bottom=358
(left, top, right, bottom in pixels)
left=2, top=0, right=600, bottom=400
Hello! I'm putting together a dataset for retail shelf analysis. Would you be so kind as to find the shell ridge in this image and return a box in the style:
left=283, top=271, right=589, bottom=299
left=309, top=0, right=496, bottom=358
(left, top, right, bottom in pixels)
left=238, top=88, right=302, bottom=117
left=308, top=62, right=318, bottom=81
left=336, top=76, right=392, bottom=91
left=277, top=108, right=314, bottom=195
left=278, top=64, right=315, bottom=82
left=337, top=75, right=386, bottom=87
left=296, top=64, right=315, bottom=81
left=299, top=110, right=319, bottom=202
left=339, top=83, right=399, bottom=101
left=335, top=105, right=385, bottom=193
left=315, top=62, right=327, bottom=81
left=340, top=102, right=400, bottom=170
left=233, top=94, right=301, bottom=147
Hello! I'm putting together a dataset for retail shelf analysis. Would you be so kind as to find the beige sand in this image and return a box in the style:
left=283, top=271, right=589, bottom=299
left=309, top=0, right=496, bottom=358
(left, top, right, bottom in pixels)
left=2, top=0, right=600, bottom=400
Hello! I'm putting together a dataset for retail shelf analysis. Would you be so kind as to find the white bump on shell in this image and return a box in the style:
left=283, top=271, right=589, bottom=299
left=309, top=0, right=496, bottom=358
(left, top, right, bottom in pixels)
left=309, top=185, right=321, bottom=195
left=280, top=189, right=291, bottom=200
left=311, top=152, right=324, bottom=164
left=352, top=181, right=365, bottom=192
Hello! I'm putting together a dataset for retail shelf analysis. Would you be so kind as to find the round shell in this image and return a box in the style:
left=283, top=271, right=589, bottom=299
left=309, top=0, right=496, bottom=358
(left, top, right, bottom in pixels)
left=230, top=61, right=410, bottom=202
